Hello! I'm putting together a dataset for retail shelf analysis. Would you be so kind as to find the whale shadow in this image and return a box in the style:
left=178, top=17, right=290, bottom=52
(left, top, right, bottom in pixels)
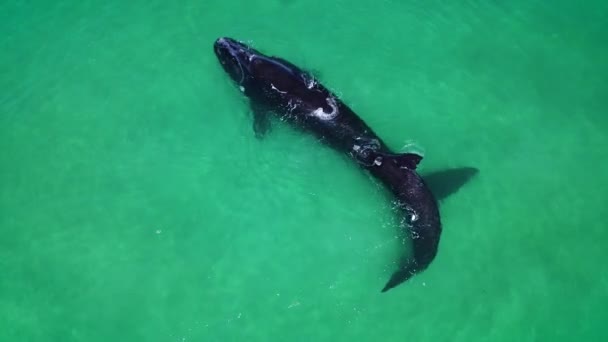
left=421, top=167, right=479, bottom=202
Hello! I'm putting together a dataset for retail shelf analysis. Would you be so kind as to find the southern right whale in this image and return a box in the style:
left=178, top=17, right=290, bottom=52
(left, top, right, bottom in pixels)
left=213, top=37, right=443, bottom=292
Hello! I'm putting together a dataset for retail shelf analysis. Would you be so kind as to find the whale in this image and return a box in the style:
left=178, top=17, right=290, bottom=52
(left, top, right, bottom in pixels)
left=213, top=37, right=442, bottom=292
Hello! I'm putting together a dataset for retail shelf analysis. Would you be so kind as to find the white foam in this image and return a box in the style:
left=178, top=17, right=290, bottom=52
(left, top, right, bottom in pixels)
left=310, top=96, right=339, bottom=120
left=306, top=77, right=316, bottom=89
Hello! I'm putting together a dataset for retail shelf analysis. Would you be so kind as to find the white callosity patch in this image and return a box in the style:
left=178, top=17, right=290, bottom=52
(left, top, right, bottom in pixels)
left=310, top=96, right=338, bottom=120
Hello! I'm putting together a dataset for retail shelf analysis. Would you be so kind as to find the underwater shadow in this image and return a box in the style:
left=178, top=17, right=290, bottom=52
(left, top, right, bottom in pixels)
left=422, top=167, right=480, bottom=202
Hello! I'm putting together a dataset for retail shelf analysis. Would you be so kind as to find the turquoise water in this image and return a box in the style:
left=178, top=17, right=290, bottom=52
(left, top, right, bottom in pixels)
left=2, top=1, right=607, bottom=340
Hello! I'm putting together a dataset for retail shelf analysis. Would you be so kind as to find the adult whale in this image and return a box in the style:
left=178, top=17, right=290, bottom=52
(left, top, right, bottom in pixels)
left=213, top=37, right=442, bottom=292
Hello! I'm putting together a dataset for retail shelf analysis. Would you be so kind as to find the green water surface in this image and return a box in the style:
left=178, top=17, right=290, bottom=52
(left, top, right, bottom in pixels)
left=2, top=1, right=607, bottom=341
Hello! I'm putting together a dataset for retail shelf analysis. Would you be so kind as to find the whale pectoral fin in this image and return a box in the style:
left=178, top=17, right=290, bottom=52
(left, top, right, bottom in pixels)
left=383, top=152, right=423, bottom=170
left=253, top=111, right=271, bottom=139
left=250, top=102, right=272, bottom=139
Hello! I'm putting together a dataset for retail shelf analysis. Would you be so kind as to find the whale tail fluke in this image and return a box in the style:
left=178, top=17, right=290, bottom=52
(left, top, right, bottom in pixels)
left=381, top=262, right=419, bottom=293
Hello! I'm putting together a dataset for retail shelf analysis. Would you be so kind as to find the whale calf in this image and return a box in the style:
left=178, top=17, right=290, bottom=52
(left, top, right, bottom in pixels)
left=213, top=37, right=442, bottom=292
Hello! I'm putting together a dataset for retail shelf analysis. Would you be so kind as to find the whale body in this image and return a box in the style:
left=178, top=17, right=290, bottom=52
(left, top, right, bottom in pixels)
left=213, top=37, right=442, bottom=292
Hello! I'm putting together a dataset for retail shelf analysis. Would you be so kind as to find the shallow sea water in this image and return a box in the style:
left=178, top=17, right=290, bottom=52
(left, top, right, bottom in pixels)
left=1, top=1, right=607, bottom=341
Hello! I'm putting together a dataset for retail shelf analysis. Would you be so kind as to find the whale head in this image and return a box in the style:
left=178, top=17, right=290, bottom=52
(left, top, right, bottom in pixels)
left=213, top=37, right=258, bottom=86
left=213, top=37, right=330, bottom=113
